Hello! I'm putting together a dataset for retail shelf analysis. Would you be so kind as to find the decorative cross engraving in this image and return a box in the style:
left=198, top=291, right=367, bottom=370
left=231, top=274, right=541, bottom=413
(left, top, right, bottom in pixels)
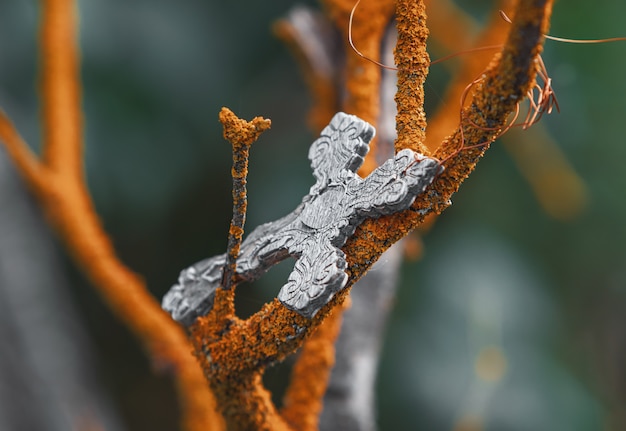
left=163, top=112, right=442, bottom=326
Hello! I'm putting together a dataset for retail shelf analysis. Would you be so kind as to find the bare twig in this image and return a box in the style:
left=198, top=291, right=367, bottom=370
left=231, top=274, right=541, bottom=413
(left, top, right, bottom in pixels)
left=220, top=107, right=271, bottom=292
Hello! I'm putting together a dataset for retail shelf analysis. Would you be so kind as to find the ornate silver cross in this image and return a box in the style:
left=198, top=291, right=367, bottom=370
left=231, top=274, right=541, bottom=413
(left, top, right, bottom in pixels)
left=162, top=112, right=442, bottom=326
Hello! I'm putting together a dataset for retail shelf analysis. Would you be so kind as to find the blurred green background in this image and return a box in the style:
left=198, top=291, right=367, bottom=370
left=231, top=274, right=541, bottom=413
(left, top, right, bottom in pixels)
left=0, top=0, right=625, bottom=430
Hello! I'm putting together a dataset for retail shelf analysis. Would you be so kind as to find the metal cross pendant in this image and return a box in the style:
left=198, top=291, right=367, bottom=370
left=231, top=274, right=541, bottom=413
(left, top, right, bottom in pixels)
left=163, top=112, right=442, bottom=326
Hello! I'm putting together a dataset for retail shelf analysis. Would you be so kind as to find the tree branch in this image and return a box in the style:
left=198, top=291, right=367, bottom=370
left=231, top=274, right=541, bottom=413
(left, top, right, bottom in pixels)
left=394, top=0, right=430, bottom=155
left=190, top=0, right=553, bottom=377
left=0, top=1, right=223, bottom=429
left=40, top=0, right=83, bottom=179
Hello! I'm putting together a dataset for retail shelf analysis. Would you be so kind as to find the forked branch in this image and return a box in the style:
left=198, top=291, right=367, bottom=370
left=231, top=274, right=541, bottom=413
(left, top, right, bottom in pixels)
left=0, top=0, right=554, bottom=430
left=181, top=0, right=553, bottom=429
left=0, top=1, right=222, bottom=430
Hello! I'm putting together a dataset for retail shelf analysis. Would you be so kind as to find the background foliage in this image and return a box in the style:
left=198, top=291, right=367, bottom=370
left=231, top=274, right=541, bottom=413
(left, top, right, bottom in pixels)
left=1, top=0, right=625, bottom=429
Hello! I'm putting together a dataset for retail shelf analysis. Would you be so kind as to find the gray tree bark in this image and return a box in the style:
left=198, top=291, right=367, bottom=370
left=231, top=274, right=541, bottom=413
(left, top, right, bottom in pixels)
left=319, top=21, right=402, bottom=431
left=0, top=151, right=123, bottom=431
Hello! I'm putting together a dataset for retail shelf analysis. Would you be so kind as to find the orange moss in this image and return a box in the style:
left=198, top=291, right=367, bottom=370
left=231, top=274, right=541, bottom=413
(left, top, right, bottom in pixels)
left=193, top=305, right=289, bottom=431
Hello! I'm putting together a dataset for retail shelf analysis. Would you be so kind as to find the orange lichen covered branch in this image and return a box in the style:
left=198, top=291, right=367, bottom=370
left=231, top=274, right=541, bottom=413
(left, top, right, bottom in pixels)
left=425, top=0, right=515, bottom=151
left=275, top=2, right=397, bottom=424
left=220, top=107, right=272, bottom=150
left=40, top=0, right=83, bottom=179
left=2, top=0, right=557, bottom=429
left=343, top=0, right=554, bottom=285
left=281, top=301, right=347, bottom=431
left=0, top=112, right=49, bottom=195
left=321, top=0, right=394, bottom=173
left=187, top=3, right=552, bottom=429
left=188, top=109, right=289, bottom=431
left=394, top=0, right=430, bottom=155
left=219, top=107, right=271, bottom=292
left=432, top=0, right=553, bottom=165
left=190, top=298, right=297, bottom=431
left=0, top=1, right=223, bottom=430
left=425, top=0, right=587, bottom=221
left=321, top=0, right=394, bottom=115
